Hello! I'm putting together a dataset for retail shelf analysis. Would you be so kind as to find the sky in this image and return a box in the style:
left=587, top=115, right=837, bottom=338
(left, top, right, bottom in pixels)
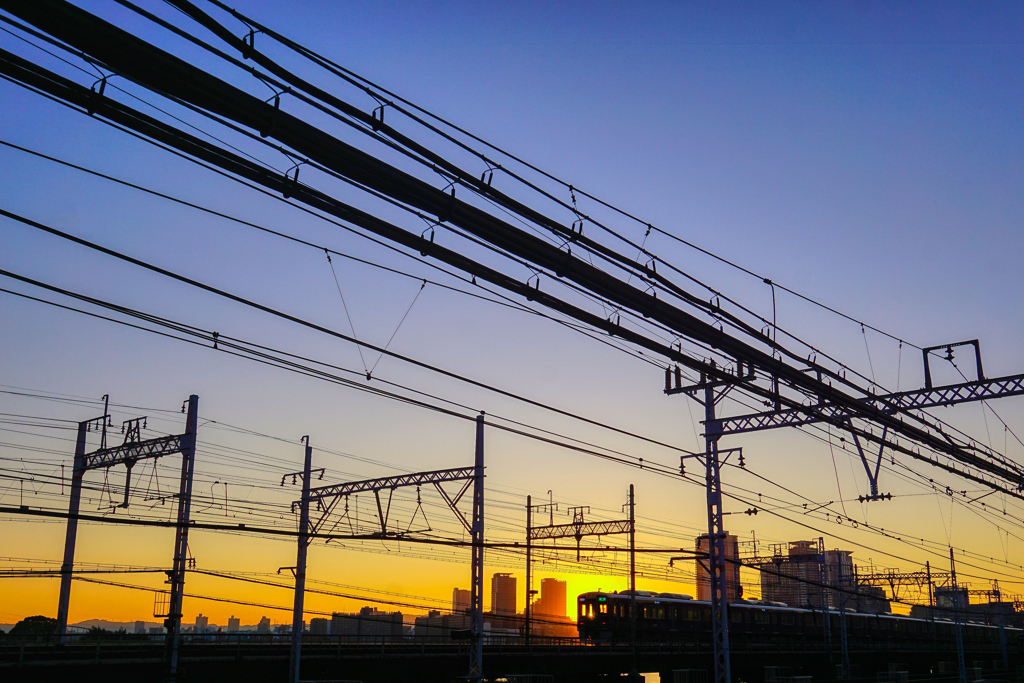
left=0, top=0, right=1023, bottom=629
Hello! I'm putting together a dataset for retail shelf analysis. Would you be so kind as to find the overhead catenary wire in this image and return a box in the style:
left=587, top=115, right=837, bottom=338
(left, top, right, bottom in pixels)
left=198, top=0, right=920, bottom=355
left=0, top=19, right=1012, bottom=500
left=0, top=33, right=1003, bottom=491
left=11, top=272, right=1020, bottom=571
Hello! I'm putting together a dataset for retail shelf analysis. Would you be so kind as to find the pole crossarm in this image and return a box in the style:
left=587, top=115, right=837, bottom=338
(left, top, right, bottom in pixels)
left=718, top=373, right=1024, bottom=436
left=529, top=518, right=632, bottom=540
left=302, top=466, right=476, bottom=504
left=82, top=434, right=186, bottom=471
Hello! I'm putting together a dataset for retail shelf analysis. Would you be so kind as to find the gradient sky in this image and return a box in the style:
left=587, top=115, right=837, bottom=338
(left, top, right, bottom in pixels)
left=1, top=1, right=1023, bottom=629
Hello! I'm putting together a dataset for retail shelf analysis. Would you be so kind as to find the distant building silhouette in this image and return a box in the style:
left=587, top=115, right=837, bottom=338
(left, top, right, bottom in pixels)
left=227, top=616, right=240, bottom=633
left=413, top=610, right=470, bottom=637
left=134, top=620, right=145, bottom=634
left=452, top=587, right=471, bottom=613
left=331, top=607, right=404, bottom=637
left=309, top=617, right=330, bottom=635
left=534, top=578, right=567, bottom=618
left=195, top=614, right=209, bottom=632
left=696, top=533, right=741, bottom=601
left=257, top=616, right=271, bottom=633
left=491, top=573, right=517, bottom=615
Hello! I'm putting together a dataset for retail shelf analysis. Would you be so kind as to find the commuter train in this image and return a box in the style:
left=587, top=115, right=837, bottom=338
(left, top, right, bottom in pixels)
left=577, top=590, right=1018, bottom=649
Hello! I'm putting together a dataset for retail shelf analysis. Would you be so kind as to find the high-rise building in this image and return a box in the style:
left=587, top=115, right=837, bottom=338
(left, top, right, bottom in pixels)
left=227, top=616, right=240, bottom=633
left=134, top=620, right=146, bottom=634
left=257, top=616, right=271, bottom=633
left=695, top=533, right=741, bottom=601
left=534, top=578, right=567, bottom=618
left=452, top=587, right=471, bottom=614
left=491, top=573, right=517, bottom=615
left=755, top=540, right=888, bottom=613
left=195, top=614, right=209, bottom=632
left=759, top=540, right=825, bottom=608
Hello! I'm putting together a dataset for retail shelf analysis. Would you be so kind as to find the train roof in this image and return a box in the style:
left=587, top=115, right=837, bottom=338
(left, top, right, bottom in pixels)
left=578, top=591, right=1023, bottom=630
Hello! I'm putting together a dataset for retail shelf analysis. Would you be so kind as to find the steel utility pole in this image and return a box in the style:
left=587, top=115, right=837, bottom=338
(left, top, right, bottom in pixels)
left=288, top=436, right=314, bottom=683
left=951, top=548, right=967, bottom=683
left=469, top=412, right=485, bottom=681
left=55, top=419, right=89, bottom=641
left=526, top=495, right=531, bottom=643
left=628, top=483, right=637, bottom=677
left=666, top=364, right=750, bottom=683
left=926, top=561, right=933, bottom=607
left=525, top=494, right=557, bottom=643
left=166, top=394, right=199, bottom=683
left=703, top=384, right=731, bottom=683
left=298, top=416, right=485, bottom=679
left=836, top=555, right=850, bottom=679
left=816, top=538, right=831, bottom=653
left=54, top=392, right=199, bottom=666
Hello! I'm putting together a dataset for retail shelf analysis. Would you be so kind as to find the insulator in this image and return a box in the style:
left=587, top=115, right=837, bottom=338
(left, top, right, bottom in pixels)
left=664, top=367, right=671, bottom=392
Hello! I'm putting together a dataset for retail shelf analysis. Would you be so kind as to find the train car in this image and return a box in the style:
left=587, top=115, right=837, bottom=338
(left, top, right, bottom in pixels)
left=577, top=590, right=1019, bottom=650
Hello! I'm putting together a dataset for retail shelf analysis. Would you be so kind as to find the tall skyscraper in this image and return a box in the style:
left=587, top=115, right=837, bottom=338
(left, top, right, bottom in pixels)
left=491, top=572, right=517, bottom=615
left=695, top=533, right=741, bottom=602
left=452, top=587, right=471, bottom=613
left=535, top=578, right=567, bottom=617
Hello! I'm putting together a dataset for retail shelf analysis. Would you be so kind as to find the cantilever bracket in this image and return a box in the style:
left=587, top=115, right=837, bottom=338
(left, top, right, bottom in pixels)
left=849, top=422, right=889, bottom=500
left=373, top=488, right=395, bottom=536
left=434, top=479, right=474, bottom=533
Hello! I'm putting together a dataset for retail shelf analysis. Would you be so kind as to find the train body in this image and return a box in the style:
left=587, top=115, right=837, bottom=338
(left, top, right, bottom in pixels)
left=577, top=591, right=1016, bottom=649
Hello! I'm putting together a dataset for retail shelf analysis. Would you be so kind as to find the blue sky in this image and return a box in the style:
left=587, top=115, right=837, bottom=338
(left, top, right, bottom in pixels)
left=1, top=1, right=1023, bottom=622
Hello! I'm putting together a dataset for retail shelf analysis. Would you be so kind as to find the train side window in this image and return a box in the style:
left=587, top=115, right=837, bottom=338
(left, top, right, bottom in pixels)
left=599, top=604, right=608, bottom=614
left=755, top=610, right=769, bottom=624
left=781, top=613, right=795, bottom=625
left=730, top=610, right=742, bottom=623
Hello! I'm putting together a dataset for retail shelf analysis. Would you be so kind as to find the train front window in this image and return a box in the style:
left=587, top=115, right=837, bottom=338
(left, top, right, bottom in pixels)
left=599, top=604, right=608, bottom=614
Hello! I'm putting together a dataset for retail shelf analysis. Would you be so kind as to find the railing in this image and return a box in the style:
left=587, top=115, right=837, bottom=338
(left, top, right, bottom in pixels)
left=0, top=629, right=1013, bottom=667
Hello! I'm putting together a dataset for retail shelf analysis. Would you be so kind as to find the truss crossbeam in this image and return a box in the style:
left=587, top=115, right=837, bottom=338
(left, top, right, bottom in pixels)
left=304, top=466, right=476, bottom=504
left=719, top=373, right=1024, bottom=436
left=82, top=434, right=185, bottom=471
left=529, top=519, right=631, bottom=540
